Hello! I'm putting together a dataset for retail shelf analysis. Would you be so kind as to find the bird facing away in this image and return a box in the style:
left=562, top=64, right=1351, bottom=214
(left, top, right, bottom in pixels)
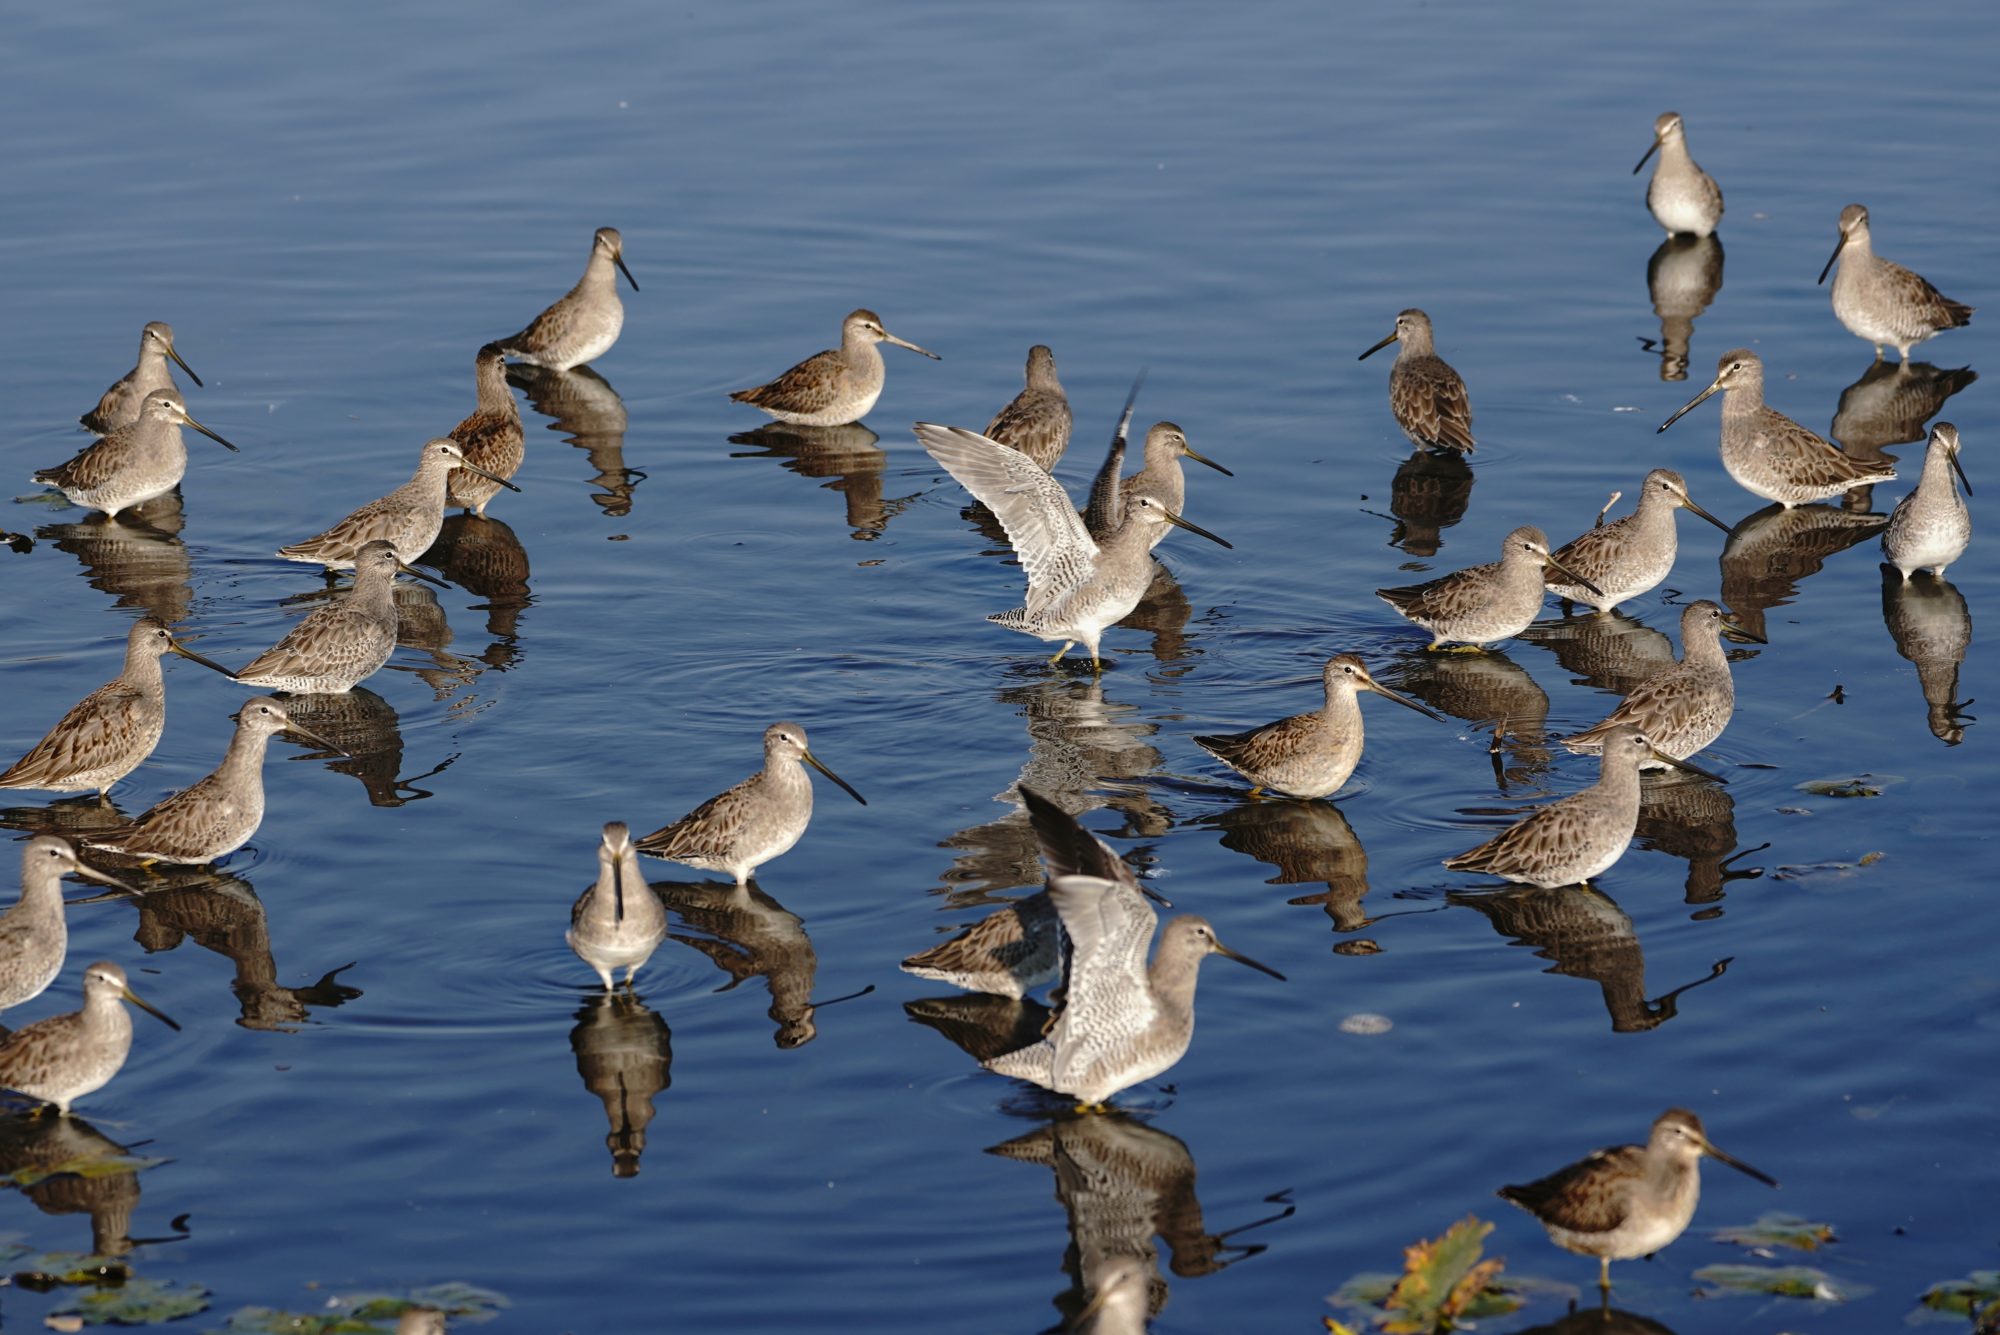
left=1883, top=422, right=1971, bottom=581
left=635, top=723, right=866, bottom=885
left=900, top=784, right=1169, bottom=999
left=0, top=838, right=138, bottom=1016
left=1359, top=309, right=1476, bottom=454
left=569, top=822, right=667, bottom=990
left=0, top=617, right=237, bottom=798
left=916, top=422, right=1231, bottom=670
left=85, top=698, right=341, bottom=866
left=493, top=226, right=638, bottom=370
left=1633, top=112, right=1723, bottom=238
left=1499, top=1108, right=1777, bottom=1291
left=1445, top=726, right=1724, bottom=887
left=34, top=388, right=239, bottom=519
left=983, top=344, right=1072, bottom=473
left=80, top=322, right=202, bottom=434
left=731, top=309, right=939, bottom=426
left=1818, top=204, right=1973, bottom=362
left=981, top=873, right=1285, bottom=1110
left=1562, top=601, right=1765, bottom=763
left=1089, top=422, right=1234, bottom=550
left=234, top=540, right=441, bottom=693
left=276, top=438, right=519, bottom=570
left=0, top=961, right=180, bottom=1115
left=1547, top=469, right=1731, bottom=613
left=444, top=343, right=526, bottom=515
left=1378, top=525, right=1600, bottom=650
left=1194, top=653, right=1444, bottom=798
left=1659, top=349, right=1896, bottom=507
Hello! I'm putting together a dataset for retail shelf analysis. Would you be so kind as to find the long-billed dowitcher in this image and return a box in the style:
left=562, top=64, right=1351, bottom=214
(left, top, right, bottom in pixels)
left=276, top=439, right=519, bottom=570
left=394, top=1310, right=448, bottom=1335
left=1563, top=601, right=1764, bottom=763
left=79, top=323, right=202, bottom=435
left=1818, top=204, right=1973, bottom=362
left=34, top=388, right=238, bottom=519
left=916, top=422, right=1231, bottom=670
left=1088, top=422, right=1233, bottom=550
left=1548, top=469, right=1730, bottom=613
left=493, top=226, right=638, bottom=370
left=0, top=961, right=179, bottom=1115
left=569, top=822, right=667, bottom=990
left=982, top=873, right=1284, bottom=1110
left=984, top=344, right=1072, bottom=473
left=1446, top=726, right=1722, bottom=887
left=732, top=309, right=939, bottom=426
left=444, top=344, right=526, bottom=515
left=1194, top=654, right=1443, bottom=799
left=1633, top=112, right=1723, bottom=238
left=1500, top=1108, right=1777, bottom=1291
left=1883, top=422, right=1971, bottom=580
left=1359, top=309, right=1475, bottom=454
left=1, top=617, right=236, bottom=798
left=1378, top=526, right=1599, bottom=650
left=86, top=698, right=339, bottom=866
left=635, top=723, right=865, bottom=885
left=234, top=541, right=442, bottom=693
left=1659, top=350, right=1895, bottom=506
left=0, top=839, right=137, bottom=1017
left=901, top=785, right=1167, bottom=999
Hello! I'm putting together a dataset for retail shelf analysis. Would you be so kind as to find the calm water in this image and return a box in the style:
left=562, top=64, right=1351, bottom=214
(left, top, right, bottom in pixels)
left=2, top=3, right=1995, bottom=1331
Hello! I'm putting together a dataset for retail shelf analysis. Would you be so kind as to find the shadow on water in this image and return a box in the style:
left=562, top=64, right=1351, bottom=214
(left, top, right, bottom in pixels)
left=728, top=423, right=916, bottom=541
left=506, top=364, right=643, bottom=520
left=655, top=879, right=824, bottom=1049
left=38, top=496, right=195, bottom=625
left=1639, top=233, right=1724, bottom=382
left=1880, top=567, right=1975, bottom=745
left=1717, top=502, right=1888, bottom=642
left=275, top=686, right=460, bottom=807
left=569, top=990, right=672, bottom=1179
left=1382, top=646, right=1552, bottom=791
left=1449, top=882, right=1733, bottom=1033
left=988, top=1114, right=1293, bottom=1331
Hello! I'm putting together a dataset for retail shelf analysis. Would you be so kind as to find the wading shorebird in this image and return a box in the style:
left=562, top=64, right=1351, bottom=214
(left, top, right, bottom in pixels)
left=1633, top=112, right=1723, bottom=238
left=732, top=309, right=939, bottom=427
left=79, top=322, right=202, bottom=434
left=1359, top=308, right=1475, bottom=454
left=493, top=226, right=638, bottom=370
left=1818, top=203, right=1972, bottom=362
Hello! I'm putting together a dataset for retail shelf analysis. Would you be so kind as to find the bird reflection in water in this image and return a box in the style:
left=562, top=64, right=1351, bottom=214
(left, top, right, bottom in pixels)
left=1640, top=234, right=1725, bottom=381
left=1518, top=1301, right=1681, bottom=1335
left=1519, top=611, right=1678, bottom=698
left=569, top=991, right=671, bottom=1178
left=386, top=582, right=510, bottom=704
left=0, top=1113, right=186, bottom=1258
left=422, top=512, right=533, bottom=642
left=1200, top=799, right=1375, bottom=943
left=902, top=992, right=1055, bottom=1064
left=275, top=687, right=458, bottom=807
left=507, top=363, right=643, bottom=519
left=1718, top=503, right=1888, bottom=641
left=1634, top=776, right=1766, bottom=909
left=38, top=494, right=195, bottom=624
left=937, top=676, right=1169, bottom=904
left=659, top=880, right=860, bottom=1049
left=988, top=1114, right=1292, bottom=1331
left=1384, top=447, right=1476, bottom=557
left=1881, top=567, right=1974, bottom=745
left=1451, top=883, right=1732, bottom=1032
left=1384, top=647, right=1552, bottom=790
left=1830, top=359, right=1976, bottom=512
left=729, top=422, right=916, bottom=541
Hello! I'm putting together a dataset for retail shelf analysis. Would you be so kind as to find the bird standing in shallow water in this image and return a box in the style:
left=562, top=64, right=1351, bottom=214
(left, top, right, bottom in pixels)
left=444, top=344, right=526, bottom=515
left=569, top=822, right=667, bottom=990
left=493, top=227, right=638, bottom=371
left=80, top=322, right=202, bottom=435
left=1546, top=469, right=1730, bottom=614
left=1360, top=309, right=1475, bottom=454
left=234, top=541, right=442, bottom=693
left=1633, top=112, right=1723, bottom=238
left=1499, top=1107, right=1777, bottom=1291
left=635, top=723, right=865, bottom=885
left=1086, top=422, right=1233, bottom=549
left=1562, top=601, right=1764, bottom=764
left=1882, top=422, right=1971, bottom=581
left=1378, top=526, right=1599, bottom=650
left=276, top=439, right=519, bottom=570
left=1194, top=653, right=1443, bottom=799
left=732, top=309, right=938, bottom=427
left=1818, top=204, right=1972, bottom=362
left=983, top=344, right=1071, bottom=473
left=0, top=961, right=180, bottom=1115
left=35, top=388, right=238, bottom=519
left=0, top=839, right=138, bottom=1017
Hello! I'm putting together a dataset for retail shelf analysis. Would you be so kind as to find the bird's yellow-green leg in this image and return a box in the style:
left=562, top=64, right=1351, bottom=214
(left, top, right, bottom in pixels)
left=1598, top=1256, right=1612, bottom=1291
left=1074, top=1101, right=1111, bottom=1115
left=1247, top=786, right=1266, bottom=799
left=1047, top=641, right=1074, bottom=666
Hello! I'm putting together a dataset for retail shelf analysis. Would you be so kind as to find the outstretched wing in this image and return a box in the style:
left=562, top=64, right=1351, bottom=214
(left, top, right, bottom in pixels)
left=915, top=423, right=1099, bottom=617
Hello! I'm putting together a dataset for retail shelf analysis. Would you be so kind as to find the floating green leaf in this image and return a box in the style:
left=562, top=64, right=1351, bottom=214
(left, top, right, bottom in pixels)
left=1919, top=1269, right=2000, bottom=1321
left=1711, top=1212, right=1838, bottom=1252
left=5, top=1151, right=166, bottom=1189
left=1797, top=775, right=1901, bottom=798
left=53, top=1277, right=211, bottom=1325
left=1328, top=1216, right=1521, bottom=1333
left=210, top=1283, right=509, bottom=1335
left=1693, top=1263, right=1856, bottom=1300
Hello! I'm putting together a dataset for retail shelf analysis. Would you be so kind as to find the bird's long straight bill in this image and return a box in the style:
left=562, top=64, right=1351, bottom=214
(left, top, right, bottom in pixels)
left=1651, top=748, right=1728, bottom=785
left=281, top=721, right=348, bottom=756
left=1541, top=552, right=1604, bottom=597
left=1357, top=330, right=1399, bottom=361
left=186, top=414, right=239, bottom=453
left=1950, top=449, right=1973, bottom=497
left=884, top=332, right=940, bottom=360
left=462, top=461, right=523, bottom=492
left=73, top=858, right=143, bottom=899
left=1701, top=1138, right=1778, bottom=1188
left=1371, top=680, right=1446, bottom=721
left=1682, top=494, right=1732, bottom=533
left=1632, top=137, right=1661, bottom=175
left=1185, top=444, right=1234, bottom=477
left=1215, top=941, right=1286, bottom=981
left=614, top=254, right=640, bottom=292
left=1816, top=234, right=1847, bottom=286
left=803, top=751, right=867, bottom=805
left=168, top=344, right=203, bottom=386
left=1163, top=510, right=1232, bottom=549
left=124, top=985, right=182, bottom=1032
left=396, top=560, right=451, bottom=589
left=1658, top=379, right=1722, bottom=433
left=168, top=638, right=239, bottom=679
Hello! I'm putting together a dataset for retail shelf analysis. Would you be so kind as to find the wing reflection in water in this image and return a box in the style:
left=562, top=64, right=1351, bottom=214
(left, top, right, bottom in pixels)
left=569, top=991, right=672, bottom=1178
left=39, top=495, right=195, bottom=624
left=1201, top=799, right=1373, bottom=938
left=1635, top=775, right=1766, bottom=907
left=657, top=881, right=822, bottom=1049
left=422, top=513, right=532, bottom=641
left=1830, top=359, right=1976, bottom=512
left=1383, top=647, right=1552, bottom=790
left=1386, top=448, right=1475, bottom=557
left=729, top=422, right=916, bottom=541
left=507, top=363, right=642, bottom=519
left=1881, top=567, right=1974, bottom=745
left=1643, top=233, right=1724, bottom=382
left=1451, top=883, right=1731, bottom=1032
left=988, top=1114, right=1291, bottom=1330
left=903, top=993, right=1055, bottom=1064
left=0, top=1113, right=166, bottom=1257
left=937, top=676, right=1169, bottom=904
left=1718, top=502, right=1888, bottom=642
left=1519, top=610, right=1677, bottom=698
left=275, top=686, right=458, bottom=807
